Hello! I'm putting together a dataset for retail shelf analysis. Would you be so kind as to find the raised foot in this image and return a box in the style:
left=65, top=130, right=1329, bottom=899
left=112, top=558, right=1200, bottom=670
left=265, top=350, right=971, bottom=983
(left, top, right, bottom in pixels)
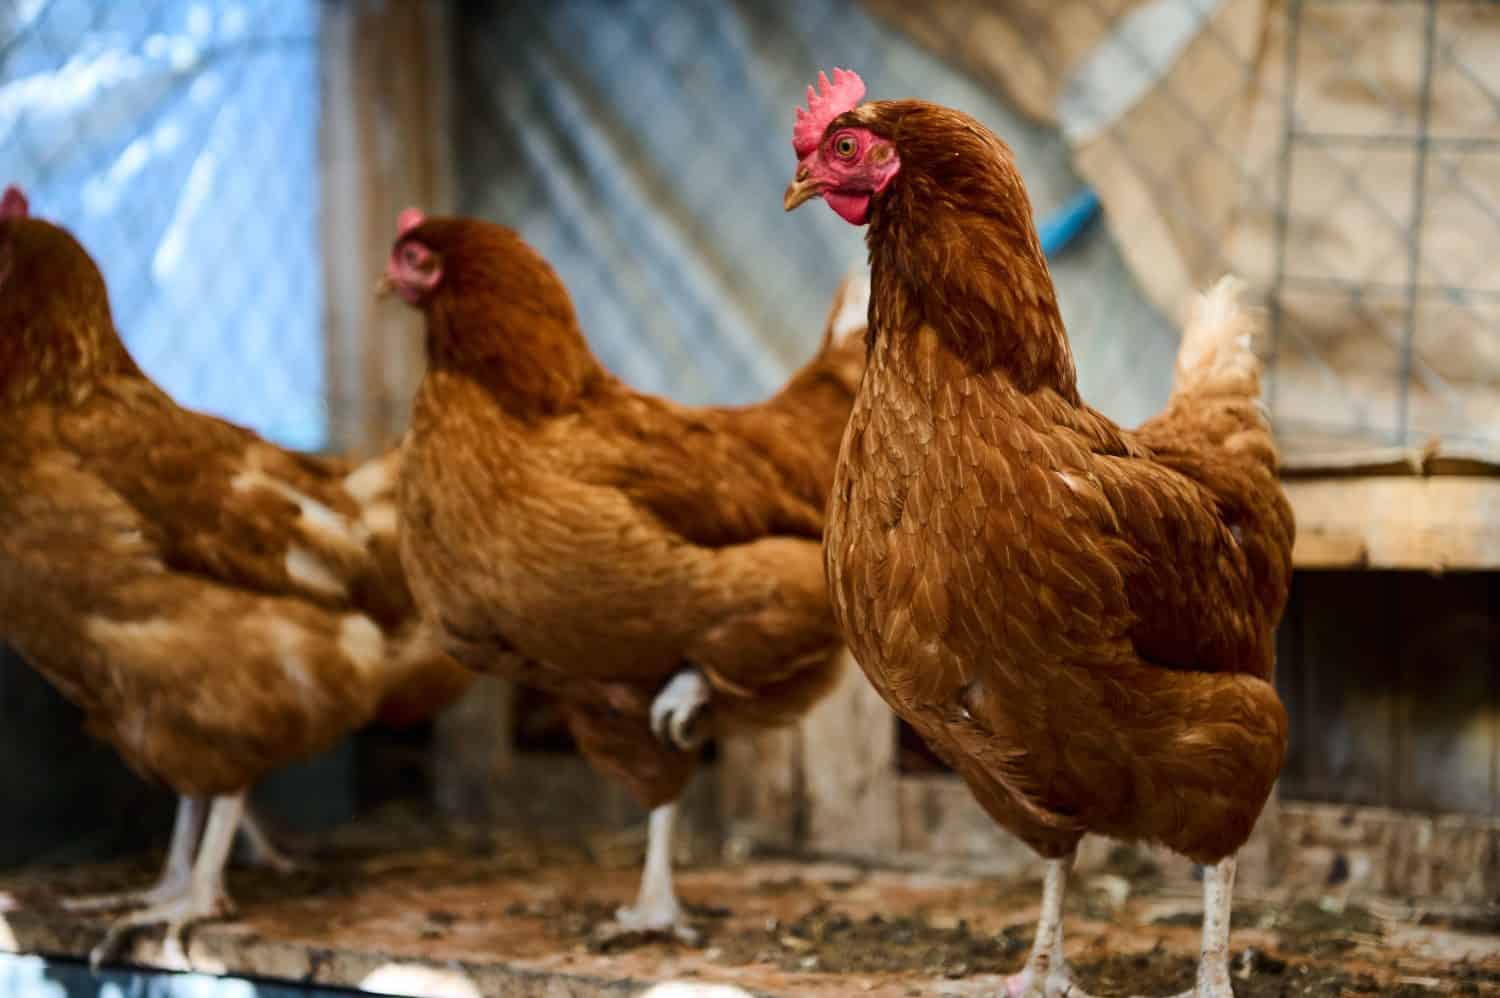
left=592, top=901, right=701, bottom=946
left=87, top=888, right=232, bottom=971
left=649, top=670, right=711, bottom=750
left=1006, top=962, right=1102, bottom=998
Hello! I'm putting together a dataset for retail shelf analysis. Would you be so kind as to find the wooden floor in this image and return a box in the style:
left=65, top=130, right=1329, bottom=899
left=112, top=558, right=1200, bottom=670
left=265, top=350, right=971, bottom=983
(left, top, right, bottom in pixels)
left=0, top=813, right=1495, bottom=997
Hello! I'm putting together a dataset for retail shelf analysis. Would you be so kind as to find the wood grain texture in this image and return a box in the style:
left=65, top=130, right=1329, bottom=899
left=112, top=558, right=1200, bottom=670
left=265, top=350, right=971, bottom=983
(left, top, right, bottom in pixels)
left=801, top=648, right=900, bottom=855
left=1288, top=476, right=1500, bottom=571
left=720, top=727, right=804, bottom=849
left=320, top=0, right=454, bottom=455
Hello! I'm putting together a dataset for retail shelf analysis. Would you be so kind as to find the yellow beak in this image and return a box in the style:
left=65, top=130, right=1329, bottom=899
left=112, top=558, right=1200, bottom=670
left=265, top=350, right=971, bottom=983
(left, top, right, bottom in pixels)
left=373, top=274, right=395, bottom=299
left=783, top=169, right=823, bottom=212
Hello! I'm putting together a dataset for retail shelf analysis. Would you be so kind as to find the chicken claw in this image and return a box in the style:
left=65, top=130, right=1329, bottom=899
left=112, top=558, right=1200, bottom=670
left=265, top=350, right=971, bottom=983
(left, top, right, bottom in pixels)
left=594, top=802, right=700, bottom=946
left=87, top=795, right=243, bottom=971
left=1002, top=857, right=1104, bottom=998
left=88, top=887, right=231, bottom=970
left=649, top=669, right=711, bottom=750
left=65, top=797, right=205, bottom=913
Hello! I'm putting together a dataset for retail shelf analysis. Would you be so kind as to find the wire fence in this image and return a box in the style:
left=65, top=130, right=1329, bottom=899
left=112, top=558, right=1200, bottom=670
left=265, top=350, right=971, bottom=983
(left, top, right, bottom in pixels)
left=450, top=0, right=1175, bottom=422
left=6, top=0, right=1498, bottom=460
left=868, top=0, right=1500, bottom=462
left=0, top=0, right=323, bottom=449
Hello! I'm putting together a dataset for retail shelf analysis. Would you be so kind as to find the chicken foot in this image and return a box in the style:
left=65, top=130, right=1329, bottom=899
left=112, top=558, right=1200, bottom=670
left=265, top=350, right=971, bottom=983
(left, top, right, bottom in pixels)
left=649, top=669, right=711, bottom=749
left=1137, top=856, right=1236, bottom=998
left=64, top=794, right=296, bottom=917
left=595, top=801, right=699, bottom=944
left=1004, top=853, right=1100, bottom=998
left=63, top=796, right=207, bottom=913
left=88, top=793, right=242, bottom=970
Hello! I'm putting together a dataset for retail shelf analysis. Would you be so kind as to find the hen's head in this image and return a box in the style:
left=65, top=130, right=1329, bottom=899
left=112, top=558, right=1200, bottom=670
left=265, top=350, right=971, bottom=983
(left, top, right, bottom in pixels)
left=783, top=69, right=899, bottom=225
left=0, top=185, right=134, bottom=404
left=783, top=75, right=1076, bottom=396
left=381, top=209, right=575, bottom=320
left=381, top=209, right=597, bottom=407
left=784, top=70, right=1031, bottom=232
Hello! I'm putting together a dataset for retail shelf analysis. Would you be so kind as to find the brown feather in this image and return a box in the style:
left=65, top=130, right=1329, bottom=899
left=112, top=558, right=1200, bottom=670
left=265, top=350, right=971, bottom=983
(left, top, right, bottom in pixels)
left=394, top=218, right=863, bottom=808
left=0, top=215, right=467, bottom=797
left=824, top=101, right=1293, bottom=864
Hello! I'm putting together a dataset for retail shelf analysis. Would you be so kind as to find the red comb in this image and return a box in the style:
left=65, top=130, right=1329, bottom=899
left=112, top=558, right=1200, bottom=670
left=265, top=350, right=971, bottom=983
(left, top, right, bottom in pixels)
left=793, top=68, right=866, bottom=158
left=1, top=185, right=29, bottom=220
left=397, top=207, right=425, bottom=237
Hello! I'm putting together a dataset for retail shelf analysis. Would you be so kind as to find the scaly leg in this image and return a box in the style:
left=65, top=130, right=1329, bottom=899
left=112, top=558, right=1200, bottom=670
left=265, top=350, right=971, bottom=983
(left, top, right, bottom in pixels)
left=597, top=802, right=698, bottom=943
left=237, top=803, right=299, bottom=873
left=1005, top=854, right=1100, bottom=998
left=1138, top=856, right=1237, bottom=998
left=89, top=793, right=243, bottom=970
left=64, top=796, right=206, bottom=912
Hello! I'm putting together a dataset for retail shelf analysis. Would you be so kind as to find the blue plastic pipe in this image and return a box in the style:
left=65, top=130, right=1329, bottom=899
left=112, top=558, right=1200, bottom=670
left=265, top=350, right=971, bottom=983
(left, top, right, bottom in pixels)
left=1038, top=187, right=1101, bottom=258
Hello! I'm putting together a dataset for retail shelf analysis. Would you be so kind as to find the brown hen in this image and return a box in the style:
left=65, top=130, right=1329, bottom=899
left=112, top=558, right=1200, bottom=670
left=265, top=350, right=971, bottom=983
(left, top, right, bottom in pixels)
left=384, top=210, right=866, bottom=939
left=0, top=188, right=470, bottom=963
left=785, top=73, right=1293, bottom=997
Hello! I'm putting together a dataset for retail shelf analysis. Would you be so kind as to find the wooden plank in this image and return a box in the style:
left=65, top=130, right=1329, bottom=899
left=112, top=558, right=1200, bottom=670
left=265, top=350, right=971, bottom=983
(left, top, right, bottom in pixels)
left=800, top=649, right=901, bottom=854
left=1286, top=476, right=1500, bottom=571
left=319, top=0, right=454, bottom=455
left=431, top=675, right=514, bottom=820
left=1394, top=573, right=1498, bottom=817
left=893, top=775, right=1500, bottom=903
left=1279, top=802, right=1500, bottom=903
left=896, top=774, right=1037, bottom=877
left=719, top=728, right=803, bottom=852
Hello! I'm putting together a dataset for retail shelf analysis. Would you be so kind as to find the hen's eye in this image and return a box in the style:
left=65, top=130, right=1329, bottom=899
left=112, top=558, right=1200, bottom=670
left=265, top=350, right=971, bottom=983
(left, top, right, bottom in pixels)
left=834, top=135, right=857, bottom=159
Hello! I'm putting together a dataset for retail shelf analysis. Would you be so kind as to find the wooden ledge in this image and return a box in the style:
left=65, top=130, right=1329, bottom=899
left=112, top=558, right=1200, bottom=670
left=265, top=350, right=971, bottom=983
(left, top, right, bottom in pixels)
left=1286, top=476, right=1500, bottom=571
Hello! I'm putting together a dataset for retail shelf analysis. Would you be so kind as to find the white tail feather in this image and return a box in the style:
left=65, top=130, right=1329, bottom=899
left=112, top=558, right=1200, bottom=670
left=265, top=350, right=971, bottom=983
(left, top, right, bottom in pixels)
left=824, top=263, right=871, bottom=349
left=1172, top=276, right=1262, bottom=399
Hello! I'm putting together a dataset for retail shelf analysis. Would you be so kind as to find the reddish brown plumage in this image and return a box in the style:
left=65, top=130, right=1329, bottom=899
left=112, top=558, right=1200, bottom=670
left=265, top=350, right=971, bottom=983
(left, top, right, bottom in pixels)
left=393, top=217, right=865, bottom=809
left=0, top=211, right=468, bottom=798
left=821, top=100, right=1293, bottom=864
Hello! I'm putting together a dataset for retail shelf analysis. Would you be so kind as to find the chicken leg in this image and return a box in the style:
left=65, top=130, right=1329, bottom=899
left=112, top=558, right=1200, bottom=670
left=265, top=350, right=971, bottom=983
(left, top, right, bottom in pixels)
left=1005, top=853, right=1100, bottom=998
left=89, top=793, right=242, bottom=969
left=599, top=801, right=698, bottom=943
left=63, top=796, right=206, bottom=912
left=1140, top=856, right=1236, bottom=998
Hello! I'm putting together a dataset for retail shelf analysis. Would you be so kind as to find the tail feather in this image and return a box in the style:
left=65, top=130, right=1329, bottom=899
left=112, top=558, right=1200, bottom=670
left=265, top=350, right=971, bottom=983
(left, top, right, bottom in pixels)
left=1139, top=276, right=1279, bottom=476
left=818, top=265, right=871, bottom=354
left=1170, top=276, right=1262, bottom=403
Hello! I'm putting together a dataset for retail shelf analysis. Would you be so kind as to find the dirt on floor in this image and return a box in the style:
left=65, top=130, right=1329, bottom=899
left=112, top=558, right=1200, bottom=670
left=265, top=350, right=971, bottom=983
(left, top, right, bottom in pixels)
left=0, top=810, right=1496, bottom=997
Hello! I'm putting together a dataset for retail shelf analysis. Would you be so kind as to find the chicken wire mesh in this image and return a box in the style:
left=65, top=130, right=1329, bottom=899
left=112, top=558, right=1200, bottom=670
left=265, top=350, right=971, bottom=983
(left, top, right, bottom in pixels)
left=0, top=0, right=323, bottom=449
left=865, top=0, right=1500, bottom=463
left=6, top=1, right=1498, bottom=458
left=450, top=0, right=1177, bottom=425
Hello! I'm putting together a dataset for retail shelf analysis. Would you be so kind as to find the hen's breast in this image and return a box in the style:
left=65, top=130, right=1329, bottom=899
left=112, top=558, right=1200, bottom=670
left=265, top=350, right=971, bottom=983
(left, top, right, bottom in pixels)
left=825, top=336, right=954, bottom=711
